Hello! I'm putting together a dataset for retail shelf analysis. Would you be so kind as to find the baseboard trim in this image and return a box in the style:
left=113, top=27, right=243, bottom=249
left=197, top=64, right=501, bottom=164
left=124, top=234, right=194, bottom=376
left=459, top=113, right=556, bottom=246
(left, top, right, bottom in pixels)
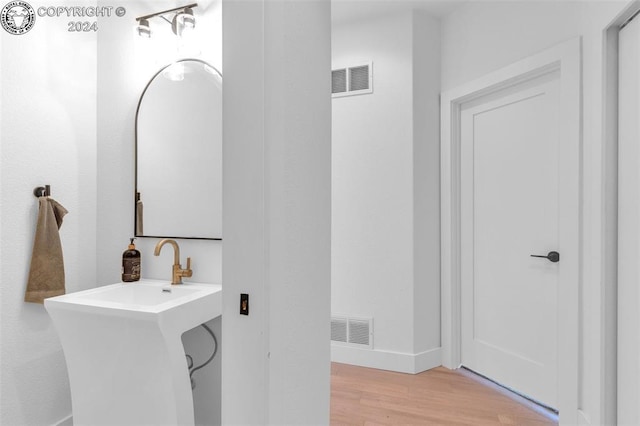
left=52, top=414, right=72, bottom=426
left=331, top=344, right=441, bottom=374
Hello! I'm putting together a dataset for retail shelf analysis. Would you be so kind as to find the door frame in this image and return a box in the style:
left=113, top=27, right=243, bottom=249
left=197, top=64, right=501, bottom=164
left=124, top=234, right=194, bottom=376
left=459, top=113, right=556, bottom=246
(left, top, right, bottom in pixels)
left=609, top=3, right=640, bottom=423
left=440, top=37, right=581, bottom=423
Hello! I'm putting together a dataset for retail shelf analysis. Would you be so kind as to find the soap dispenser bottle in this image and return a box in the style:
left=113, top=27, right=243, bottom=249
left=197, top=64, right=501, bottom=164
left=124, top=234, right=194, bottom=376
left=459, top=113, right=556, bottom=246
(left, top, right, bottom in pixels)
left=122, top=238, right=141, bottom=282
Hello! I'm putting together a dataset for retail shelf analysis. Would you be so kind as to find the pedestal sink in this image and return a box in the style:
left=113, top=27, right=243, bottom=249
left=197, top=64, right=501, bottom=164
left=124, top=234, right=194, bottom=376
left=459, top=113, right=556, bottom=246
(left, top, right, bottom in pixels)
left=45, top=279, right=222, bottom=426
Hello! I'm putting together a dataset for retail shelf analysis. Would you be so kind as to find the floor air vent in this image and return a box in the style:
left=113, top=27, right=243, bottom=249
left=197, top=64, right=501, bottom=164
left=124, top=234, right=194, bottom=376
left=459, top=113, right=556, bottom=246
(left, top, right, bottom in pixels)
left=331, top=315, right=373, bottom=349
left=332, top=62, right=373, bottom=98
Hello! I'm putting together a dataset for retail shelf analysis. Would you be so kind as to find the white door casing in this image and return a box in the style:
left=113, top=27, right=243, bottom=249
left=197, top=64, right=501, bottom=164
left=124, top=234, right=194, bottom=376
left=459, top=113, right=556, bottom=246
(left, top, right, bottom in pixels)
left=441, top=38, right=581, bottom=424
left=618, top=16, right=640, bottom=426
left=460, top=71, right=560, bottom=408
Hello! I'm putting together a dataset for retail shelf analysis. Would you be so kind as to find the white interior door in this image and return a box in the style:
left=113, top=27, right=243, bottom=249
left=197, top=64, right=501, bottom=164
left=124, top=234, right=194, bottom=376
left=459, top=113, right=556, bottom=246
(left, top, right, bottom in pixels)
left=442, top=38, right=580, bottom=423
left=460, top=71, right=563, bottom=409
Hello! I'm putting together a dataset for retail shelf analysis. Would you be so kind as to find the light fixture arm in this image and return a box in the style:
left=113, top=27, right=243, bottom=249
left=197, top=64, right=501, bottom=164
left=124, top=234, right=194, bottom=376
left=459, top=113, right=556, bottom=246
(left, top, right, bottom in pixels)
left=135, top=3, right=198, bottom=22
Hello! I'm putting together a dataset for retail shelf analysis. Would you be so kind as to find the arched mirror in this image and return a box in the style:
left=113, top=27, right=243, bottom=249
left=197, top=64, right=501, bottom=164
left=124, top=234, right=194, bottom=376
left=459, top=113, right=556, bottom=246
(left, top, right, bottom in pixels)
left=135, top=59, right=222, bottom=240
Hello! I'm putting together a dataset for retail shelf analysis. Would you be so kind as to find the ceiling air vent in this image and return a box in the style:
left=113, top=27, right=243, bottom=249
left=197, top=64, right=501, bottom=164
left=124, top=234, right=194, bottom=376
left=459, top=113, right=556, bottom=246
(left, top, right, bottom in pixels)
left=330, top=315, right=373, bottom=349
left=332, top=62, right=373, bottom=98
left=349, top=65, right=370, bottom=91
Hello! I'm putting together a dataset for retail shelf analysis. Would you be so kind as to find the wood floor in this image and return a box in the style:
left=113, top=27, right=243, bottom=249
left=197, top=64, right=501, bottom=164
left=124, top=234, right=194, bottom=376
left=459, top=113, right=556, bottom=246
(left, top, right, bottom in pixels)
left=330, top=363, right=558, bottom=425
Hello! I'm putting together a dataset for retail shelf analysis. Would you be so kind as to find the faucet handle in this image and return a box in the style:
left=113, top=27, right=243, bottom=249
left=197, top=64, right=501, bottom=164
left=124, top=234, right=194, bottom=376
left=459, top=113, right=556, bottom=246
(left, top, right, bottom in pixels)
left=181, top=257, right=193, bottom=280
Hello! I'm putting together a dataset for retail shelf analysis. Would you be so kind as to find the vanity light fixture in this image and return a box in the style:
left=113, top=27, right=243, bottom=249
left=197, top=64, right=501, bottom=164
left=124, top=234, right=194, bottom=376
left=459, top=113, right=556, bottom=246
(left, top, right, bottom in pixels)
left=135, top=3, right=197, bottom=39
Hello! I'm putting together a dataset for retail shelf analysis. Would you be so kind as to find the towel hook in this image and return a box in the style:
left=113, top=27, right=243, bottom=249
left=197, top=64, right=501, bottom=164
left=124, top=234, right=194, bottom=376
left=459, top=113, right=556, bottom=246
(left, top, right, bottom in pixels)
left=33, top=185, right=51, bottom=198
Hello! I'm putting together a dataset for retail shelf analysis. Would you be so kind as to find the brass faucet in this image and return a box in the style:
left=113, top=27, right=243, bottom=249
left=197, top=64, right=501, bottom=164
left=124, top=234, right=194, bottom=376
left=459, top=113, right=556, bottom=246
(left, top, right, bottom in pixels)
left=153, top=239, right=193, bottom=285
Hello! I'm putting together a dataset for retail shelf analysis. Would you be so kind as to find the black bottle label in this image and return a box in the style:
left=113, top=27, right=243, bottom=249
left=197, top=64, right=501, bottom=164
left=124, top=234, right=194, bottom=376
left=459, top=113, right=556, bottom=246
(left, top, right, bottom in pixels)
left=122, top=257, right=141, bottom=282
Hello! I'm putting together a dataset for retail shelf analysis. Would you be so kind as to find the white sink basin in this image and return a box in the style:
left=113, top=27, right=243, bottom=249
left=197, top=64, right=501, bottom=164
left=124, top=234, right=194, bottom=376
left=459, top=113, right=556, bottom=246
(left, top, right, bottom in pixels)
left=48, top=280, right=221, bottom=331
left=45, top=279, right=222, bottom=426
left=71, top=281, right=203, bottom=307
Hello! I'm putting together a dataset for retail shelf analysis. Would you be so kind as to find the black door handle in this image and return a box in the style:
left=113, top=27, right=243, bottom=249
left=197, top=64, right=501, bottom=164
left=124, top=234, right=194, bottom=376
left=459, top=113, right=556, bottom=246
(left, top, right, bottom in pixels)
left=530, top=251, right=560, bottom=263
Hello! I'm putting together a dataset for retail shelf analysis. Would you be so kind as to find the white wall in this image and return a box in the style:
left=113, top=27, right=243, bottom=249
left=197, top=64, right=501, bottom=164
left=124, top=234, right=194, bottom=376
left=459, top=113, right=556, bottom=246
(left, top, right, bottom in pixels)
left=0, top=4, right=97, bottom=424
left=332, top=11, right=414, bottom=357
left=412, top=11, right=441, bottom=358
left=440, top=1, right=628, bottom=424
left=331, top=10, right=441, bottom=373
left=222, top=0, right=331, bottom=424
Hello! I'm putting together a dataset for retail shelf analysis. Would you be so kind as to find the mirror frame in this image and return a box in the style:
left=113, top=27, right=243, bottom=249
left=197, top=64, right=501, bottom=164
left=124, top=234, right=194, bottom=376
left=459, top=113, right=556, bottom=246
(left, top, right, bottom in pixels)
left=134, top=58, right=223, bottom=241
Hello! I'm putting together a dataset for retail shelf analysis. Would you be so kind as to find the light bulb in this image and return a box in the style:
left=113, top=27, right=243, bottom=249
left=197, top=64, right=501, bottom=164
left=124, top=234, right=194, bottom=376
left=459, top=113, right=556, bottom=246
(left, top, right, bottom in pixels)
left=178, top=7, right=195, bottom=29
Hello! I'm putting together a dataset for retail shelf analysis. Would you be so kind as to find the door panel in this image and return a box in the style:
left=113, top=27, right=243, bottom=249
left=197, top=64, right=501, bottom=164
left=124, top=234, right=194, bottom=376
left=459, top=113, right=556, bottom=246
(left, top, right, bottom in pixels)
left=460, top=71, right=560, bottom=408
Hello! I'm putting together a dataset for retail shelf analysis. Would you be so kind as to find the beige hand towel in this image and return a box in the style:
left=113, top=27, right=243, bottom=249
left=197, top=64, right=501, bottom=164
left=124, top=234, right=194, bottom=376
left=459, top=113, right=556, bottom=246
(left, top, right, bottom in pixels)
left=24, top=197, right=68, bottom=304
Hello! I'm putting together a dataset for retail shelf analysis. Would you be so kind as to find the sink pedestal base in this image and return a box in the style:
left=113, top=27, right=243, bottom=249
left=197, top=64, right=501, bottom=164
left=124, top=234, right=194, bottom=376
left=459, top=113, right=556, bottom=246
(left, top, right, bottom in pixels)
left=45, top=280, right=222, bottom=426
left=49, top=308, right=194, bottom=425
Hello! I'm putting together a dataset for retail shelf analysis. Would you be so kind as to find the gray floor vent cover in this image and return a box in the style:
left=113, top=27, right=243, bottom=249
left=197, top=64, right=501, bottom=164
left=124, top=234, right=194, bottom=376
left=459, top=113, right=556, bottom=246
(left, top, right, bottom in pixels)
left=330, top=315, right=373, bottom=349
